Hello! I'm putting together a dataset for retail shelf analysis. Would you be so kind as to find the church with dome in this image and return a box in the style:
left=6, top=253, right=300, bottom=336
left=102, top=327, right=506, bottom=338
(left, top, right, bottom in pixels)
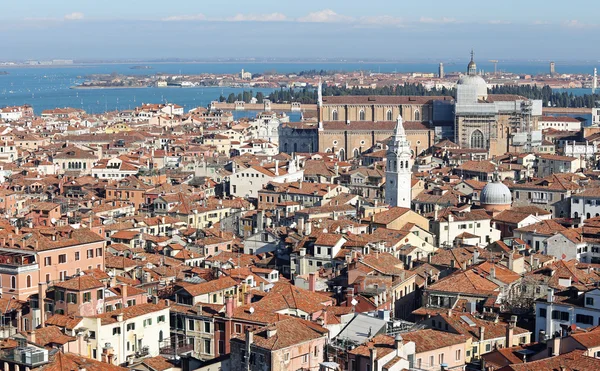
left=279, top=51, right=544, bottom=158
left=480, top=175, right=512, bottom=213
left=454, top=51, right=544, bottom=156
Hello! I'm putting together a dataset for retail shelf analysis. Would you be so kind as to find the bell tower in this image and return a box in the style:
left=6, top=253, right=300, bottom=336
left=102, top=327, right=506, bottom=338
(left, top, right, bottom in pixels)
left=385, top=115, right=412, bottom=208
left=317, top=78, right=323, bottom=131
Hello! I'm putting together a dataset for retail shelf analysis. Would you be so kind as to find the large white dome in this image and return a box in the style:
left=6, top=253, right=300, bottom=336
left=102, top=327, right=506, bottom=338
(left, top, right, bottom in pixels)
left=480, top=181, right=511, bottom=206
left=457, top=74, right=488, bottom=100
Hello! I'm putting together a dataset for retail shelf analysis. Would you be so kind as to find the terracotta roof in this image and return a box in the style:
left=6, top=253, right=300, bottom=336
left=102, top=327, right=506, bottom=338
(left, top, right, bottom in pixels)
left=232, top=317, right=328, bottom=350
left=497, top=350, right=600, bottom=371
left=400, top=329, right=468, bottom=353
left=30, top=326, right=75, bottom=347
left=514, top=219, right=567, bottom=235
left=141, top=356, right=176, bottom=371
left=179, top=277, right=238, bottom=297
left=41, top=352, right=128, bottom=371
left=54, top=275, right=104, bottom=291
left=428, top=269, right=499, bottom=296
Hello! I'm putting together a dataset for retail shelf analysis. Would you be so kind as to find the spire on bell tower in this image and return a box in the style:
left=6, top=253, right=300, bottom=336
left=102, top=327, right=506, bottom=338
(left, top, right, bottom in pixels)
left=394, top=114, right=406, bottom=140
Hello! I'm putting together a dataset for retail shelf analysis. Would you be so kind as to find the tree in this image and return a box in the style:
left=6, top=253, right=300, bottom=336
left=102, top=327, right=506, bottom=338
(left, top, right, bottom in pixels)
left=226, top=93, right=236, bottom=103
left=256, top=92, right=264, bottom=103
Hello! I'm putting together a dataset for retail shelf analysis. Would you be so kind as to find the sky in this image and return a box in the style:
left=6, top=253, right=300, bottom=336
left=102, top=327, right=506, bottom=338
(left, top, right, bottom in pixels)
left=1, top=0, right=600, bottom=61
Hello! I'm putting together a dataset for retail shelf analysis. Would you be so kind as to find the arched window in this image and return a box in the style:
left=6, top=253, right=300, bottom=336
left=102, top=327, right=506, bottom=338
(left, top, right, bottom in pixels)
left=11, top=276, right=16, bottom=289
left=339, top=148, right=346, bottom=161
left=26, top=275, right=31, bottom=288
left=470, top=130, right=485, bottom=149
left=386, top=110, right=393, bottom=121
left=293, top=143, right=298, bottom=153
left=159, top=330, right=164, bottom=342
left=284, top=143, right=288, bottom=153
left=332, top=110, right=338, bottom=121
left=587, top=213, right=591, bottom=220
left=359, top=110, right=365, bottom=121
left=574, top=212, right=579, bottom=219
left=414, top=110, right=421, bottom=121
left=354, top=148, right=360, bottom=158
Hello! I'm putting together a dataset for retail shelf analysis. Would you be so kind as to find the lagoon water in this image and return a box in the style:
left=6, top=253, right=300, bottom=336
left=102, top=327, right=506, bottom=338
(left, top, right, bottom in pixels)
left=0, top=62, right=596, bottom=117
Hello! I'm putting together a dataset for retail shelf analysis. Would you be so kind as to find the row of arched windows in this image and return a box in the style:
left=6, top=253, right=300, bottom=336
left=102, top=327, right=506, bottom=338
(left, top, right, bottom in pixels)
left=3, top=275, right=32, bottom=290
left=330, top=109, right=420, bottom=121
left=63, top=162, right=87, bottom=170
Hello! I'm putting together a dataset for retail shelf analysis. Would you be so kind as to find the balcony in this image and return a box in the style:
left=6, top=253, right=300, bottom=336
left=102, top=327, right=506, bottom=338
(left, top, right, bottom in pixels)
left=531, top=198, right=549, bottom=204
left=0, top=250, right=38, bottom=274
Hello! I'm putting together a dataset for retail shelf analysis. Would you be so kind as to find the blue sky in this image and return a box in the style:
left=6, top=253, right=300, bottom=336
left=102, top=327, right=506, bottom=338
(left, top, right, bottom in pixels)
left=1, top=0, right=599, bottom=60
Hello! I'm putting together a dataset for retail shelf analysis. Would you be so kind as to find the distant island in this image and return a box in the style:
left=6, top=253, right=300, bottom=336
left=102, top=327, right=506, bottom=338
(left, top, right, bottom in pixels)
left=130, top=65, right=152, bottom=70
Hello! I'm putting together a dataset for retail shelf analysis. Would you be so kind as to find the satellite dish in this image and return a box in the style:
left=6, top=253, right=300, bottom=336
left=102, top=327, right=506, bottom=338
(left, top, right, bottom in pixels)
left=249, top=307, right=255, bottom=314
left=351, top=299, right=358, bottom=306
left=51, top=218, right=57, bottom=224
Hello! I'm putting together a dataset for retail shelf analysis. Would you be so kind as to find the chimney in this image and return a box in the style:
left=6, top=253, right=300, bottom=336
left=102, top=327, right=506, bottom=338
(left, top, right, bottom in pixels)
left=374, top=296, right=379, bottom=307
left=506, top=316, right=516, bottom=348
left=305, top=220, right=312, bottom=235
left=245, top=328, right=254, bottom=369
left=308, top=272, right=317, bottom=292
left=121, top=284, right=128, bottom=301
left=322, top=310, right=328, bottom=326
left=370, top=347, right=377, bottom=371
left=226, top=296, right=234, bottom=318
left=547, top=288, right=555, bottom=303
left=274, top=160, right=279, bottom=176
left=427, top=254, right=432, bottom=264
left=298, top=218, right=305, bottom=235
left=490, top=265, right=496, bottom=279
left=30, top=330, right=36, bottom=344
left=346, top=288, right=354, bottom=307
left=450, top=259, right=455, bottom=269
left=267, top=327, right=277, bottom=338
left=38, top=282, right=47, bottom=327
left=551, top=335, right=561, bottom=356
left=508, top=253, right=515, bottom=272
left=479, top=326, right=485, bottom=342
left=395, top=334, right=403, bottom=356
left=245, top=292, right=253, bottom=305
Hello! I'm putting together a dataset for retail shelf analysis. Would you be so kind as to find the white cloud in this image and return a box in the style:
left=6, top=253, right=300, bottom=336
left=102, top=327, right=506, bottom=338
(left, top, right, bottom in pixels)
left=297, top=9, right=353, bottom=23
left=162, top=14, right=207, bottom=21
left=226, top=13, right=287, bottom=22
left=533, top=20, right=551, bottom=25
left=64, top=12, right=84, bottom=21
left=419, top=16, right=458, bottom=24
left=488, top=20, right=511, bottom=25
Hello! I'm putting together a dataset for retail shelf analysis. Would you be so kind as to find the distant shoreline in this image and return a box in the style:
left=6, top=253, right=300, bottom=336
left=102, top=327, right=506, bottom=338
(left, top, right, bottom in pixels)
left=2, top=59, right=599, bottom=69
left=70, top=86, right=150, bottom=90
